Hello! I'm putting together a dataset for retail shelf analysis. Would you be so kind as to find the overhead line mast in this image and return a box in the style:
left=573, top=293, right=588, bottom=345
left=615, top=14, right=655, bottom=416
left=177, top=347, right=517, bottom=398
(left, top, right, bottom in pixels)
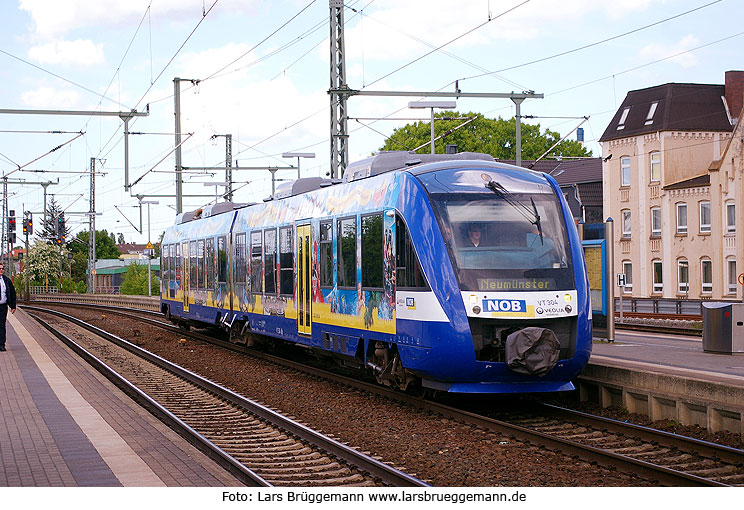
left=328, top=2, right=543, bottom=178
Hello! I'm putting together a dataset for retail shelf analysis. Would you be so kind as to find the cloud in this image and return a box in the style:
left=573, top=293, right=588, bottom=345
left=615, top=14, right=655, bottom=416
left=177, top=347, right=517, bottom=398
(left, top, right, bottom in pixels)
left=21, top=86, right=81, bottom=108
left=638, top=35, right=700, bottom=68
left=28, top=39, right=105, bottom=66
left=19, top=0, right=260, bottom=38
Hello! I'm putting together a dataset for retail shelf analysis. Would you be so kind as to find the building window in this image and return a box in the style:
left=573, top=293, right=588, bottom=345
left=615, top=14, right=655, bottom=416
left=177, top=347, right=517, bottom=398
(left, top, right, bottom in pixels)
left=701, top=259, right=712, bottom=294
left=650, top=207, right=661, bottom=237
left=649, top=152, right=661, bottom=182
left=617, top=107, right=630, bottom=130
left=699, top=201, right=711, bottom=232
left=676, top=203, right=687, bottom=234
left=652, top=260, right=663, bottom=293
left=645, top=101, right=658, bottom=125
left=622, top=261, right=632, bottom=293
left=621, top=156, right=630, bottom=187
left=319, top=221, right=333, bottom=287
left=728, top=259, right=737, bottom=295
left=621, top=210, right=631, bottom=238
left=726, top=203, right=735, bottom=233
left=677, top=260, right=689, bottom=294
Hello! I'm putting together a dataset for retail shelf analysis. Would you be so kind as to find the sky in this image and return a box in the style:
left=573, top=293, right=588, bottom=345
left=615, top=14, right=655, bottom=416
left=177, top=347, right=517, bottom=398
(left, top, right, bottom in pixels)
left=0, top=0, right=741, bottom=246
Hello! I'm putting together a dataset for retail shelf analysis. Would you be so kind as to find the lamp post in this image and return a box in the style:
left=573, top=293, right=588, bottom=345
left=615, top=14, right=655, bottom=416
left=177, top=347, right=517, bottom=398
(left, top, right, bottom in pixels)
left=408, top=101, right=457, bottom=154
left=140, top=200, right=159, bottom=296
left=282, top=152, right=315, bottom=179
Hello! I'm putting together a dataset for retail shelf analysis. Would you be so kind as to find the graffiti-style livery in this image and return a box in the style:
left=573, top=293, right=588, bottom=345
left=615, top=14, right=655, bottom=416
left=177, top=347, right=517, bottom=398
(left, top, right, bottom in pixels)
left=161, top=152, right=592, bottom=393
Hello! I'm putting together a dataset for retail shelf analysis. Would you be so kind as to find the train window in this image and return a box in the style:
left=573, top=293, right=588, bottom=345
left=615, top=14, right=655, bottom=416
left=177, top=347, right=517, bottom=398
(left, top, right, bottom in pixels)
left=396, top=215, right=428, bottom=289
left=320, top=221, right=333, bottom=287
left=188, top=240, right=197, bottom=289
left=168, top=244, right=175, bottom=284
left=175, top=244, right=181, bottom=286
left=250, top=231, right=262, bottom=293
left=279, top=226, right=294, bottom=296
left=264, top=229, right=277, bottom=294
left=205, top=238, right=215, bottom=289
left=235, top=233, right=247, bottom=285
left=218, top=236, right=227, bottom=284
left=197, top=240, right=205, bottom=290
left=337, top=217, right=356, bottom=288
left=362, top=214, right=383, bottom=289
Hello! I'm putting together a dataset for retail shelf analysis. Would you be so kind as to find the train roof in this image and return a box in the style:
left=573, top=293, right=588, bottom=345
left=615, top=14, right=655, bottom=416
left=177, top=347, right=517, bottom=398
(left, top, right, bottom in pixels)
left=343, top=151, right=494, bottom=182
left=174, top=200, right=254, bottom=225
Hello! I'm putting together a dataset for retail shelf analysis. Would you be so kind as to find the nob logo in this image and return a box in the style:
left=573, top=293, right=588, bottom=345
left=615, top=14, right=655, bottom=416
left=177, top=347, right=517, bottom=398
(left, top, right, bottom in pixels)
left=483, top=299, right=526, bottom=313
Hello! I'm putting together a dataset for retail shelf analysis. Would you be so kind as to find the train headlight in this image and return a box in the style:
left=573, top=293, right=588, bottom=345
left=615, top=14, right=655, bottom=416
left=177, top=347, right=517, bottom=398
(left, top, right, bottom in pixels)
left=469, top=295, right=478, bottom=304
left=564, top=293, right=572, bottom=303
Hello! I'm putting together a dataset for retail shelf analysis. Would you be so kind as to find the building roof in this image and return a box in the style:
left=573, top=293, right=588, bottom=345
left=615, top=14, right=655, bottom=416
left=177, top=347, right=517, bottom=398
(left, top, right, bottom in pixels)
left=662, top=174, right=710, bottom=190
left=496, top=158, right=602, bottom=185
left=599, top=83, right=733, bottom=142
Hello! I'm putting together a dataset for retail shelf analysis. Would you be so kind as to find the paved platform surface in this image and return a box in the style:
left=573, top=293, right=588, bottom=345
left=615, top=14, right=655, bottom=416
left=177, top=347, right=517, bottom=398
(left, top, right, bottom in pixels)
left=0, top=308, right=243, bottom=487
left=591, top=329, right=744, bottom=387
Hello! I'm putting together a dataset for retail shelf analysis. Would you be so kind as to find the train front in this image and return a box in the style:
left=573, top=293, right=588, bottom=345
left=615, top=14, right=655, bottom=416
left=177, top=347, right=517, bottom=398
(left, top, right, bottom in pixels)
left=412, top=162, right=592, bottom=393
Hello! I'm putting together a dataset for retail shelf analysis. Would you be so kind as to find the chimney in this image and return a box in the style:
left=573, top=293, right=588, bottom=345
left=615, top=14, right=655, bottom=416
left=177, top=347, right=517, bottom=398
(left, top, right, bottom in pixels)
left=724, top=70, right=744, bottom=124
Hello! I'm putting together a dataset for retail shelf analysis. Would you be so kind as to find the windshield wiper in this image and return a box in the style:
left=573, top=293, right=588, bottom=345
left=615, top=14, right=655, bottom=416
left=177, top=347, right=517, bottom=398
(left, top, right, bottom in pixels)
left=485, top=180, right=543, bottom=244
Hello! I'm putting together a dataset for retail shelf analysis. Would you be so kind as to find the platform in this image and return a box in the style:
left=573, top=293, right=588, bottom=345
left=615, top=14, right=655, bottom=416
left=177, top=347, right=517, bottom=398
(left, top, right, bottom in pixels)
left=578, top=329, right=744, bottom=435
left=0, top=308, right=242, bottom=487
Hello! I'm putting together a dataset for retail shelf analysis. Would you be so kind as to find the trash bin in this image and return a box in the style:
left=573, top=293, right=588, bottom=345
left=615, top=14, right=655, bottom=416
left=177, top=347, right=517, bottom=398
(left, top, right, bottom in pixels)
left=702, top=302, right=744, bottom=354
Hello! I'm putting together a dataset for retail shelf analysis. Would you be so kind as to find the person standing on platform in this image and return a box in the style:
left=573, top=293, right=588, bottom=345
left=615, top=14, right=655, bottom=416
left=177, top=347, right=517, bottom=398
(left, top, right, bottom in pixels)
left=0, top=263, right=17, bottom=352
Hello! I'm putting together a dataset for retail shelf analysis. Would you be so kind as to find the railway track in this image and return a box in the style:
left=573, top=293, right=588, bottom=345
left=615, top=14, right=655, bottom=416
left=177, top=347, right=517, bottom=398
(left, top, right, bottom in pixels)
left=24, top=306, right=427, bottom=488
left=23, top=301, right=742, bottom=486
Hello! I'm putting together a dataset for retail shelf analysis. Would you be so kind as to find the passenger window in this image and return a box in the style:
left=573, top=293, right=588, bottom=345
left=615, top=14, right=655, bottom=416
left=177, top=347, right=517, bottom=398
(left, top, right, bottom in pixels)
left=320, top=221, right=333, bottom=287
left=235, top=233, right=247, bottom=285
left=337, top=217, right=356, bottom=288
left=396, top=215, right=428, bottom=289
left=217, top=236, right=227, bottom=284
left=250, top=231, right=262, bottom=293
left=197, top=240, right=205, bottom=290
left=264, top=229, right=277, bottom=294
left=189, top=240, right=198, bottom=289
left=206, top=238, right=215, bottom=289
left=362, top=214, right=383, bottom=289
left=279, top=227, right=294, bottom=295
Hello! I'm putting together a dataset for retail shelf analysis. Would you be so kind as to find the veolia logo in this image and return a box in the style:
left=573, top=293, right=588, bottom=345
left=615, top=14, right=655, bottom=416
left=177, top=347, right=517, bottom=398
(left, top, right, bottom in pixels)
left=483, top=299, right=526, bottom=313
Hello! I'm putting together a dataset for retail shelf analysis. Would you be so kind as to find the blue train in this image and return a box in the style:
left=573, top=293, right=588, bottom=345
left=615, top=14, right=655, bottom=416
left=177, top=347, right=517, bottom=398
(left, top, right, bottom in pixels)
left=160, top=152, right=592, bottom=394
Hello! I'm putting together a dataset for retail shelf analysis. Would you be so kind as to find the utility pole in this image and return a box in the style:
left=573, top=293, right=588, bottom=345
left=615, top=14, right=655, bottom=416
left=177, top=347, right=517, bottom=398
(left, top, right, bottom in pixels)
left=328, top=5, right=542, bottom=177
left=329, top=0, right=349, bottom=179
left=210, top=134, right=233, bottom=200
left=89, top=158, right=96, bottom=293
left=174, top=78, right=200, bottom=213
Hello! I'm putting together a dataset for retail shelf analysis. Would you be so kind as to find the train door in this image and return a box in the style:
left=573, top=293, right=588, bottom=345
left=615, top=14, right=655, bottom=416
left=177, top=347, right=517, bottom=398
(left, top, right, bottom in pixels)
left=297, top=223, right=311, bottom=336
left=181, top=241, right=190, bottom=312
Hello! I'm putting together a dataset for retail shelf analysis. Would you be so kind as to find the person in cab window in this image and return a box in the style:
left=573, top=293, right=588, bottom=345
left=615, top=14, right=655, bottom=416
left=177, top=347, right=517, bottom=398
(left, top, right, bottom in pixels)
left=466, top=223, right=483, bottom=247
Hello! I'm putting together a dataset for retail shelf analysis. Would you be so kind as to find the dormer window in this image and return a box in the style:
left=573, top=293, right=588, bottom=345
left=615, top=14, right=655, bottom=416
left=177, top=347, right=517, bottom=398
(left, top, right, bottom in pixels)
left=616, top=107, right=630, bottom=130
left=644, top=101, right=658, bottom=125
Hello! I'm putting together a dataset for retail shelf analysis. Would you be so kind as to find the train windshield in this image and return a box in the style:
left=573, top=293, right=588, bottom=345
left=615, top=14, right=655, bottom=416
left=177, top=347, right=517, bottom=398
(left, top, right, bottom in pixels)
left=428, top=190, right=574, bottom=291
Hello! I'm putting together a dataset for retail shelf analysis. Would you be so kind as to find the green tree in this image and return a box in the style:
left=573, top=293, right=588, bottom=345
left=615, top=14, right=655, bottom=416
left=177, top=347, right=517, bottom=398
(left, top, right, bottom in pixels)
left=380, top=112, right=591, bottom=159
left=120, top=262, right=159, bottom=295
left=68, top=230, right=121, bottom=282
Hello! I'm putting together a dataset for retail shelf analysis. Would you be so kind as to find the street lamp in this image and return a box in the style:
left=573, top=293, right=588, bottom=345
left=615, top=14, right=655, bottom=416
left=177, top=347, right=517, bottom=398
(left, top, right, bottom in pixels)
left=204, top=182, right=230, bottom=202
left=408, top=101, right=457, bottom=154
left=140, top=200, right=159, bottom=297
left=282, top=152, right=315, bottom=179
